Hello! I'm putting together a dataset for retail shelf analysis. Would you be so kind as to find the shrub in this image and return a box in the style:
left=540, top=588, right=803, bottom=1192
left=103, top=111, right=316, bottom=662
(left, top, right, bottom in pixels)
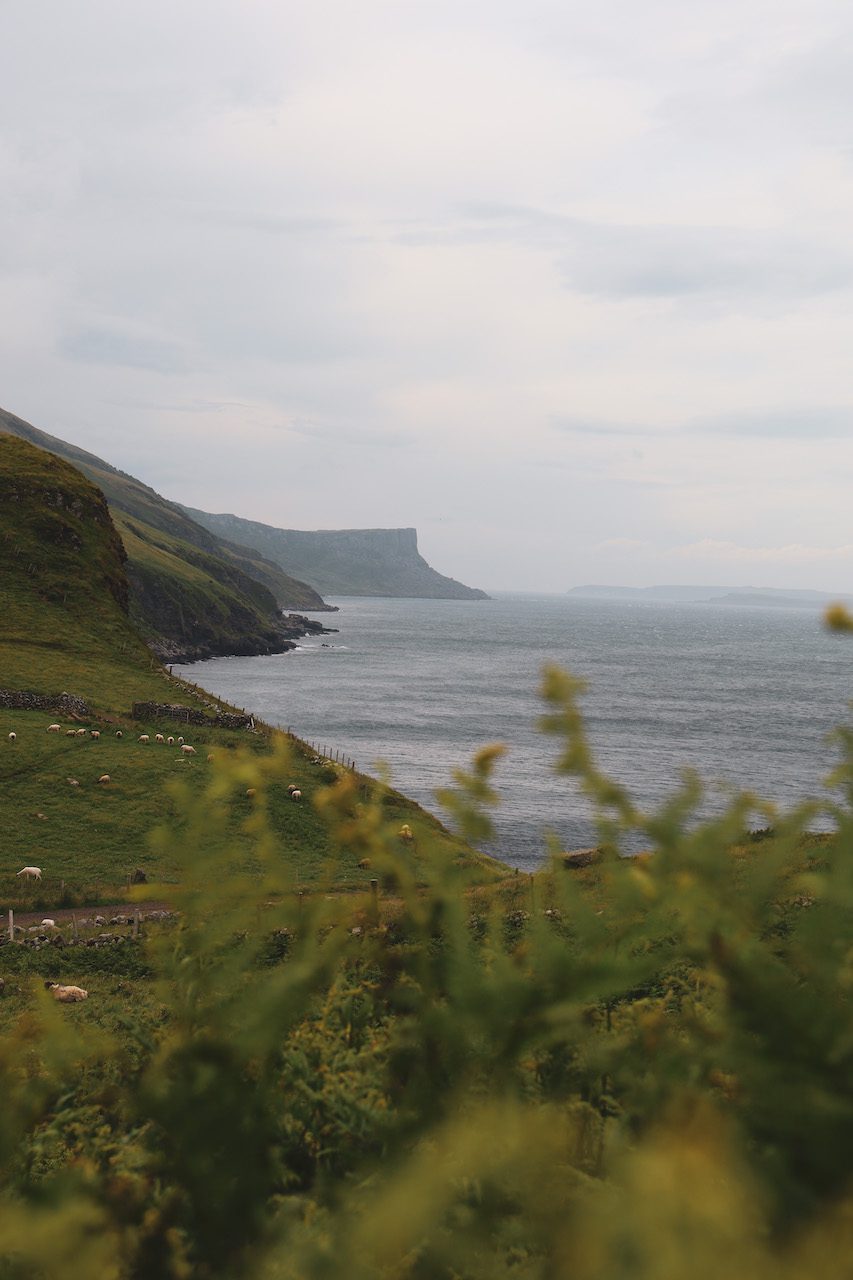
left=1, top=665, right=853, bottom=1278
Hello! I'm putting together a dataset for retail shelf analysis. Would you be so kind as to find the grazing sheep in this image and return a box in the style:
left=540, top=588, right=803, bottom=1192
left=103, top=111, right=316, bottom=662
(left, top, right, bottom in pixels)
left=167, top=736, right=175, bottom=746
left=399, top=824, right=414, bottom=842
left=7, top=732, right=15, bottom=742
left=115, top=730, right=123, bottom=739
left=41, top=918, right=56, bottom=929
left=66, top=729, right=76, bottom=737
left=180, top=744, right=196, bottom=755
left=155, top=733, right=165, bottom=743
left=246, top=787, right=257, bottom=798
left=90, top=730, right=100, bottom=740
left=16, top=867, right=42, bottom=881
left=177, top=736, right=184, bottom=746
left=287, top=784, right=298, bottom=794
left=97, top=774, right=110, bottom=785
left=47, top=724, right=61, bottom=733
left=138, top=734, right=150, bottom=744
left=67, top=777, right=79, bottom=787
left=290, top=789, right=302, bottom=802
left=45, top=982, right=87, bottom=1003
left=76, top=728, right=86, bottom=737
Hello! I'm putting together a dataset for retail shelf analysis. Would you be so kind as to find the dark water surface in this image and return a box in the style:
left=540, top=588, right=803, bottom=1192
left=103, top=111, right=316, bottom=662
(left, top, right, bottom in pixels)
left=176, top=595, right=853, bottom=870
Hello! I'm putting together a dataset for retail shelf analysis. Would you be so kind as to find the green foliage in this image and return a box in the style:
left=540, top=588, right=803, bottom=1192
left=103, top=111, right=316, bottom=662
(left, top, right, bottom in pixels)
left=2, top=667, right=853, bottom=1277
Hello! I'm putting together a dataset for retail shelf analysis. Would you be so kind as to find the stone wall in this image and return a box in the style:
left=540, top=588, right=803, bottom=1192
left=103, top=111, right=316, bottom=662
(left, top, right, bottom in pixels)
left=0, top=689, right=90, bottom=716
left=131, top=701, right=253, bottom=730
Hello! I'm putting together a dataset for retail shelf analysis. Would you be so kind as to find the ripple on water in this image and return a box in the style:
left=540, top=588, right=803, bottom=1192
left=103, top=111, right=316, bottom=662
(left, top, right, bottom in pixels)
left=177, top=595, right=853, bottom=870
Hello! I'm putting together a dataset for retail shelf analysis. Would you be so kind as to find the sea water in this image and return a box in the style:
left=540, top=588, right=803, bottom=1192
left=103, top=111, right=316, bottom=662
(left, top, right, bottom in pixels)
left=176, top=594, right=853, bottom=870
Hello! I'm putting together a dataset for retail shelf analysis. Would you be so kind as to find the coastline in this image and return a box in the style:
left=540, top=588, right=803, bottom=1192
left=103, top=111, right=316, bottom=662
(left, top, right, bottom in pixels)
left=150, top=609, right=338, bottom=666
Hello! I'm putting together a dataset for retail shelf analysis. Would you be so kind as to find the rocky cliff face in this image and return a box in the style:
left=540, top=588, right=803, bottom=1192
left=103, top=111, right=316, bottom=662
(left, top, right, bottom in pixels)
left=0, top=408, right=335, bottom=662
left=181, top=510, right=490, bottom=600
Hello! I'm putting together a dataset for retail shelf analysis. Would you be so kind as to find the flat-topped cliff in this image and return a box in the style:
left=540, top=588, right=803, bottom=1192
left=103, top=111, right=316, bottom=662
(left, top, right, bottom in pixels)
left=181, top=509, right=490, bottom=600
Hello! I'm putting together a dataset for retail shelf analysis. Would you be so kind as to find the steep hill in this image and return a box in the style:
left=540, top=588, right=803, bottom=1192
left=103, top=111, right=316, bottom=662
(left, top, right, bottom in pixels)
left=0, top=407, right=332, bottom=660
left=0, top=435, right=166, bottom=707
left=182, top=510, right=490, bottom=599
left=0, top=435, right=501, bottom=906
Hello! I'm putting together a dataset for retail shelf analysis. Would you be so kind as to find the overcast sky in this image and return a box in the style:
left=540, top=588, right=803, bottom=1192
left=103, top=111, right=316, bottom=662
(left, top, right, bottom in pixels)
left=2, top=1, right=852, bottom=592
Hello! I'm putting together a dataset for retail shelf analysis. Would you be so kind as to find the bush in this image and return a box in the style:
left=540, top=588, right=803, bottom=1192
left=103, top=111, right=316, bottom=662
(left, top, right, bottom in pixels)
left=1, top=665, right=853, bottom=1278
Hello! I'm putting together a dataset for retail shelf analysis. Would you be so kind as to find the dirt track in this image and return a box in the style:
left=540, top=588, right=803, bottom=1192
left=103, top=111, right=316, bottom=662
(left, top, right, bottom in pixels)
left=4, top=902, right=173, bottom=928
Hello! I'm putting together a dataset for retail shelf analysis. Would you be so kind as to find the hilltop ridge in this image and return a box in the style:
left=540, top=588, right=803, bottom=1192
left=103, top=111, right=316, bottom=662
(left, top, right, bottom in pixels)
left=0, top=407, right=333, bottom=661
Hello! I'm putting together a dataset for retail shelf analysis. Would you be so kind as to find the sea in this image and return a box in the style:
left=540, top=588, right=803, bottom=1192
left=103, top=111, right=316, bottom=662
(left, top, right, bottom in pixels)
left=175, top=594, right=853, bottom=871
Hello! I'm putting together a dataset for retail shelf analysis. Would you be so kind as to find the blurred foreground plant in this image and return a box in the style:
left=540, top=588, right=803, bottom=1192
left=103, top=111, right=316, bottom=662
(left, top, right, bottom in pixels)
left=1, top=667, right=853, bottom=1279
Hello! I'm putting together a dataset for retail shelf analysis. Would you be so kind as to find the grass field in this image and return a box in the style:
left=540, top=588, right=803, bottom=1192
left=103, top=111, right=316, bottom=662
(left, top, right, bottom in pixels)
left=0, top=436, right=505, bottom=910
left=0, top=702, right=503, bottom=909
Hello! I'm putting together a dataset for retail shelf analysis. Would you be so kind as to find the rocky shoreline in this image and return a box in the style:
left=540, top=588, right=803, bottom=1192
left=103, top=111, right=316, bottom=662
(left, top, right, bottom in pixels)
left=150, top=611, right=338, bottom=665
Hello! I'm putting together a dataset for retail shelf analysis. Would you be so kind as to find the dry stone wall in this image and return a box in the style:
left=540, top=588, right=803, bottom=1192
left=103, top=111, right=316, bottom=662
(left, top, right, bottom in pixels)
left=0, top=689, right=90, bottom=716
left=131, top=701, right=253, bottom=729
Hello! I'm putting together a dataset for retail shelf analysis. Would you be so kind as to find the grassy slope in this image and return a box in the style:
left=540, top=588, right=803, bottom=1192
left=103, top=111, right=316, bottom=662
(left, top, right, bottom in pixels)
left=0, top=436, right=504, bottom=909
left=113, top=512, right=303, bottom=659
left=0, top=408, right=328, bottom=660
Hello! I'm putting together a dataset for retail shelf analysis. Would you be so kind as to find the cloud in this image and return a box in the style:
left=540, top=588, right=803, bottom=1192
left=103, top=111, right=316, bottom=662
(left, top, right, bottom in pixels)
left=552, top=415, right=657, bottom=437
left=396, top=204, right=853, bottom=303
left=595, top=537, right=651, bottom=552
left=2, top=0, right=853, bottom=591
left=688, top=407, right=853, bottom=439
left=60, top=326, right=190, bottom=374
left=670, top=539, right=853, bottom=565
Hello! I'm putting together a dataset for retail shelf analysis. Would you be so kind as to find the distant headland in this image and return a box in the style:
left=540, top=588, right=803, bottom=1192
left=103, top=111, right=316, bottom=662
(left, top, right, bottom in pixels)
left=567, top=584, right=853, bottom=609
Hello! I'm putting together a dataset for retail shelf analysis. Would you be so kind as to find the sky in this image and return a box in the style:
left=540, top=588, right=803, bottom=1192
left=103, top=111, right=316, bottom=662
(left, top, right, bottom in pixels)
left=2, top=0, right=852, bottom=593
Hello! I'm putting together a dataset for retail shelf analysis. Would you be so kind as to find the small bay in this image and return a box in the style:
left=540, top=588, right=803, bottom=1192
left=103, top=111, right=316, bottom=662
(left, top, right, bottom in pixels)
left=176, top=593, right=853, bottom=870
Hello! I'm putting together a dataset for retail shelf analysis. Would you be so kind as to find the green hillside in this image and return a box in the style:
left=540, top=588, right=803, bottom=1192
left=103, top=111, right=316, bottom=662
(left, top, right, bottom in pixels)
left=0, top=436, right=500, bottom=909
left=0, top=407, right=332, bottom=660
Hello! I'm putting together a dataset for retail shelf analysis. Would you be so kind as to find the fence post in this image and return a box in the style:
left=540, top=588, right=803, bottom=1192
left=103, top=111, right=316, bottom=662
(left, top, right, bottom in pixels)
left=8, top=908, right=13, bottom=943
left=369, top=878, right=379, bottom=925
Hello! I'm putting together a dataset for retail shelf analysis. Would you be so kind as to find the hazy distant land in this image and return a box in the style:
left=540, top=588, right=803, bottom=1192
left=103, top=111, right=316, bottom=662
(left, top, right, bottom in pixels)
left=567, top=584, right=853, bottom=610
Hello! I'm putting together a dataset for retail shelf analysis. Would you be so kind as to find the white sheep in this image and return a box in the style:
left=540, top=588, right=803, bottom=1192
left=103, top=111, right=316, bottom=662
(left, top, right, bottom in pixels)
left=180, top=744, right=196, bottom=755
left=115, top=730, right=123, bottom=739
left=138, top=734, right=150, bottom=744
left=76, top=728, right=86, bottom=738
left=155, top=733, right=165, bottom=743
left=177, top=736, right=185, bottom=745
left=399, top=824, right=414, bottom=842
left=47, top=724, right=61, bottom=733
left=16, top=866, right=42, bottom=881
left=7, top=732, right=15, bottom=742
left=290, top=789, right=302, bottom=802
left=67, top=777, right=79, bottom=787
left=45, top=983, right=88, bottom=1003
left=97, top=774, right=111, bottom=785
left=167, top=736, right=175, bottom=746
left=41, top=918, right=56, bottom=929
left=90, top=730, right=100, bottom=740
left=65, top=729, right=76, bottom=737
